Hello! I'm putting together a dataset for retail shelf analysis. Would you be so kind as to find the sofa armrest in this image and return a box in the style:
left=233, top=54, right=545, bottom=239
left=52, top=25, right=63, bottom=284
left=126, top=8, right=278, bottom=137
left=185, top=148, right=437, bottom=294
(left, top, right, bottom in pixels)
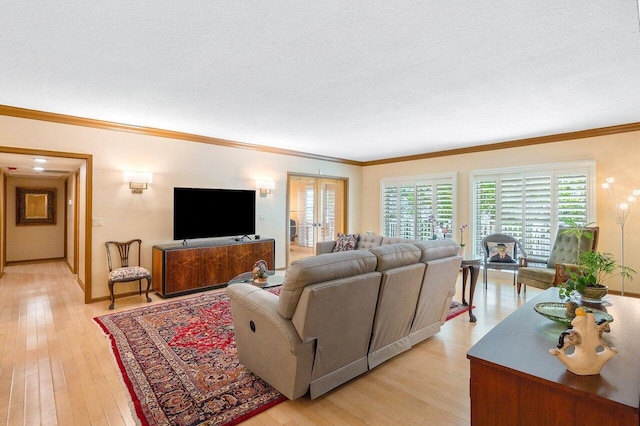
left=315, top=240, right=336, bottom=255
left=226, top=283, right=315, bottom=400
left=226, top=284, right=305, bottom=353
left=520, top=256, right=548, bottom=267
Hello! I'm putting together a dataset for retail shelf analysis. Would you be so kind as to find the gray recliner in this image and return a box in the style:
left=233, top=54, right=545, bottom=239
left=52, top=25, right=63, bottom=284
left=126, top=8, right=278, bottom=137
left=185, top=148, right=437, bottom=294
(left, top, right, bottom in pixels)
left=226, top=250, right=382, bottom=400
left=516, top=226, right=599, bottom=294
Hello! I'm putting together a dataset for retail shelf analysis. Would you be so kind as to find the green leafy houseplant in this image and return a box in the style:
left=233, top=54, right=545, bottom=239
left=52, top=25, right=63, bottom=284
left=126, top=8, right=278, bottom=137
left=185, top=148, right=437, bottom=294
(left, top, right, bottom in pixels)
left=559, top=250, right=636, bottom=298
left=560, top=218, right=596, bottom=247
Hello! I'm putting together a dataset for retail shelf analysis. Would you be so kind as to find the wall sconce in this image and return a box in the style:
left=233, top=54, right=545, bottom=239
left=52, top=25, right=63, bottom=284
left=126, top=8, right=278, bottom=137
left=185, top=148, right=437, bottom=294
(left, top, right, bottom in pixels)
left=123, top=171, right=153, bottom=194
left=256, top=180, right=275, bottom=197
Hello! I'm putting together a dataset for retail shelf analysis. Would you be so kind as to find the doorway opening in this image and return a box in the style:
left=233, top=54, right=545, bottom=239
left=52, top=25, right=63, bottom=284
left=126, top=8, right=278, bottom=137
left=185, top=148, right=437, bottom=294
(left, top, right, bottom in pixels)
left=0, top=146, right=92, bottom=303
left=287, top=174, right=348, bottom=265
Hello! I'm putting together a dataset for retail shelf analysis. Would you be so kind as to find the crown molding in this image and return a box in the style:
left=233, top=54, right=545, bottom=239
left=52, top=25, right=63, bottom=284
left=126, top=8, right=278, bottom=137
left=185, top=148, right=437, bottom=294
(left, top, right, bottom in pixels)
left=0, top=105, right=361, bottom=166
left=362, top=122, right=640, bottom=166
left=2, top=104, right=639, bottom=166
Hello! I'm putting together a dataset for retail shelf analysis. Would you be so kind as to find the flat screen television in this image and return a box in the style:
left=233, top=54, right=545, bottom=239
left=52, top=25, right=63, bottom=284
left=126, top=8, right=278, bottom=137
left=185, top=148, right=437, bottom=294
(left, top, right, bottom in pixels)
left=173, top=187, right=256, bottom=241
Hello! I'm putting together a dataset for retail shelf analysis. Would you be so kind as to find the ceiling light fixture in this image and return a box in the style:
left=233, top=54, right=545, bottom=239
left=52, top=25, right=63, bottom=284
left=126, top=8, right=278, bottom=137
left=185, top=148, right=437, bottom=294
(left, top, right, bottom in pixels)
left=34, top=158, right=48, bottom=163
left=33, top=166, right=45, bottom=171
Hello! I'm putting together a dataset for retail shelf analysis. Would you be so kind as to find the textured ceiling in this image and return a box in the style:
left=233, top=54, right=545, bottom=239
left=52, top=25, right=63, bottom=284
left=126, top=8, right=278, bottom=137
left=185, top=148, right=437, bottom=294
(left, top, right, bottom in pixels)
left=1, top=1, right=640, bottom=162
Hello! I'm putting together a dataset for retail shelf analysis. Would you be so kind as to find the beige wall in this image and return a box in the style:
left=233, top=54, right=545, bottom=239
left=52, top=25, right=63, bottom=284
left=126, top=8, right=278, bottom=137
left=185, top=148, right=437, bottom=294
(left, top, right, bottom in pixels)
left=2, top=112, right=638, bottom=298
left=0, top=115, right=363, bottom=301
left=6, top=176, right=66, bottom=262
left=362, top=133, right=640, bottom=294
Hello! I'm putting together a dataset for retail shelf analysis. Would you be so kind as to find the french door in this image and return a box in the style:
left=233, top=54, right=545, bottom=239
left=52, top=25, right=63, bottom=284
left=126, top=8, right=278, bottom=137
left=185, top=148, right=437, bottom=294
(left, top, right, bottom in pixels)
left=288, top=174, right=347, bottom=263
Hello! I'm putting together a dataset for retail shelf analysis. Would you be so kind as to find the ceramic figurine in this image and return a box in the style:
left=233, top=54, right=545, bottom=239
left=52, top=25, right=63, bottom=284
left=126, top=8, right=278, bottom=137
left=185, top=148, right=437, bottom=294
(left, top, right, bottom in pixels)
left=564, top=301, right=579, bottom=318
left=549, top=307, right=617, bottom=375
left=252, top=260, right=269, bottom=284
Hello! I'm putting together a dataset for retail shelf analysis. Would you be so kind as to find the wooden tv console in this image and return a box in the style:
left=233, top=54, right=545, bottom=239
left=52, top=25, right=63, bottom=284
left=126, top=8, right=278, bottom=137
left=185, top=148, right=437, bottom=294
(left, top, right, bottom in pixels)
left=152, top=238, right=275, bottom=297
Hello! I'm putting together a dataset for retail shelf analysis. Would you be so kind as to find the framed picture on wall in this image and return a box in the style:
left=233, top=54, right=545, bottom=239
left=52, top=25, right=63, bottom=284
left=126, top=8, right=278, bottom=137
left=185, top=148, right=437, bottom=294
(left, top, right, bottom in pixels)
left=16, top=187, right=56, bottom=225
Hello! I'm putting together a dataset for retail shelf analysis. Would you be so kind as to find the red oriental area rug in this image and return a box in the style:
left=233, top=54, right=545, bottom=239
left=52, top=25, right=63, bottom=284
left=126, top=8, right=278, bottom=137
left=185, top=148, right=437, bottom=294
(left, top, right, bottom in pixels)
left=94, top=290, right=286, bottom=426
left=94, top=288, right=469, bottom=425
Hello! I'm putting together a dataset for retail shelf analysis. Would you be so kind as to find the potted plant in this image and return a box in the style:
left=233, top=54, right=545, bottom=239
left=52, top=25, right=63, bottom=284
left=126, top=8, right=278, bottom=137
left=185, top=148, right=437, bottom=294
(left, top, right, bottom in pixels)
left=559, top=250, right=635, bottom=300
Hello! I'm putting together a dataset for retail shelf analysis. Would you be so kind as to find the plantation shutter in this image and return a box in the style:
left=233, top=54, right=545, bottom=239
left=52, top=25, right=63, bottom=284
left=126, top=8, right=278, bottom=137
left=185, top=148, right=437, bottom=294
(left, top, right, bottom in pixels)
left=500, top=177, right=524, bottom=239
left=436, top=183, right=454, bottom=239
left=382, top=185, right=399, bottom=237
left=523, top=175, right=552, bottom=259
left=471, top=162, right=593, bottom=258
left=399, top=185, right=416, bottom=239
left=557, top=173, right=588, bottom=225
left=382, top=175, right=455, bottom=240
left=416, top=183, right=434, bottom=240
left=474, top=179, right=497, bottom=256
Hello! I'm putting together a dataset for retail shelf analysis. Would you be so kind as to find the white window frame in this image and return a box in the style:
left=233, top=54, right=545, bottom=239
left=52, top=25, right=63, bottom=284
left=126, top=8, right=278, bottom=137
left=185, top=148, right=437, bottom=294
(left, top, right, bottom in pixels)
left=469, top=160, right=597, bottom=258
left=381, top=172, right=458, bottom=240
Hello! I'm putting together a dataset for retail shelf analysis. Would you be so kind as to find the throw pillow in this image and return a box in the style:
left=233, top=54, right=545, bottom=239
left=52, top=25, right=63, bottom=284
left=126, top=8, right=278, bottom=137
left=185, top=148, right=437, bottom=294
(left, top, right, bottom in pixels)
left=487, top=242, right=516, bottom=263
left=333, top=233, right=360, bottom=252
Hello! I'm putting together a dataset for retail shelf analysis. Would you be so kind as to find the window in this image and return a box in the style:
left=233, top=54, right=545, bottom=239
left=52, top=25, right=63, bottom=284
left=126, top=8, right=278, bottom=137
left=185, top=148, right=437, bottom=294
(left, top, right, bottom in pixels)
left=471, top=161, right=596, bottom=258
left=382, top=173, right=456, bottom=240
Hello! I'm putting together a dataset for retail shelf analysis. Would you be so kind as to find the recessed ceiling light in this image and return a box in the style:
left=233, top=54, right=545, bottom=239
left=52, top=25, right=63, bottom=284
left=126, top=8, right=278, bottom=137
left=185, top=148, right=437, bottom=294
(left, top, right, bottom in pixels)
left=33, top=166, right=45, bottom=171
left=34, top=158, right=47, bottom=163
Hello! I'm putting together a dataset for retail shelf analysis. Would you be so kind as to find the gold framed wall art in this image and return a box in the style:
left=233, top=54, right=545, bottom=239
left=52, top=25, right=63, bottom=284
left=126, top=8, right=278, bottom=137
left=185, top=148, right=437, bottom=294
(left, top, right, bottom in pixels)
left=16, top=187, right=56, bottom=225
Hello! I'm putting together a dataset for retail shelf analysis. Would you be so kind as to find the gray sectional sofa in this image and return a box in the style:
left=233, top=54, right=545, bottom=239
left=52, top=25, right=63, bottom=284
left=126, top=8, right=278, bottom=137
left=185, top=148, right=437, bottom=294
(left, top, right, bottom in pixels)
left=226, top=237, right=461, bottom=400
left=316, top=233, right=413, bottom=254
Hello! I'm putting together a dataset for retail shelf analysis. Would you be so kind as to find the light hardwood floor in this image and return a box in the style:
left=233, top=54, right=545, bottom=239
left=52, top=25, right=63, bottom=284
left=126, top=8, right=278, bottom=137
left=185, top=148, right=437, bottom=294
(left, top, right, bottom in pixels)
left=0, top=261, right=544, bottom=425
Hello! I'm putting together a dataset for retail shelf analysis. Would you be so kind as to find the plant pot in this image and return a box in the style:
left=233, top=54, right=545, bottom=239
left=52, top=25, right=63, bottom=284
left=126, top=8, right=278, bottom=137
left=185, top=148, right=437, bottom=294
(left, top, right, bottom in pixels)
left=580, top=284, right=608, bottom=301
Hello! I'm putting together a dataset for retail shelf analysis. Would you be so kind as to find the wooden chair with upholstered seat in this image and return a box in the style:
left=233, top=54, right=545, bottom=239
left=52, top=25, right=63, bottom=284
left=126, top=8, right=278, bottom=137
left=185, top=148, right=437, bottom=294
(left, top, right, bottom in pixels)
left=516, top=226, right=599, bottom=294
left=105, top=239, right=152, bottom=309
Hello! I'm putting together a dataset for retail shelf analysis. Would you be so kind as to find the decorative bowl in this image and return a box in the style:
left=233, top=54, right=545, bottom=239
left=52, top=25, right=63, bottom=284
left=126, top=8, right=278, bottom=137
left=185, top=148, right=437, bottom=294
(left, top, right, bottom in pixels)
left=533, top=302, right=613, bottom=326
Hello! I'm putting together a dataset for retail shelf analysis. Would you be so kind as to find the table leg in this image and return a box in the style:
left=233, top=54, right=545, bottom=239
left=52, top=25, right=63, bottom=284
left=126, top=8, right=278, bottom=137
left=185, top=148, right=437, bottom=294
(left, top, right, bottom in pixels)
left=461, top=266, right=469, bottom=306
left=467, top=265, right=479, bottom=322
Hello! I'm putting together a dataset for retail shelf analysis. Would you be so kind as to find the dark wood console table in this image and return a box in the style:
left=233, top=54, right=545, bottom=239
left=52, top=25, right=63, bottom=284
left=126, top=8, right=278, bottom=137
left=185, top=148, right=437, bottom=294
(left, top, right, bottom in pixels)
left=467, top=287, right=639, bottom=425
left=152, top=238, right=275, bottom=297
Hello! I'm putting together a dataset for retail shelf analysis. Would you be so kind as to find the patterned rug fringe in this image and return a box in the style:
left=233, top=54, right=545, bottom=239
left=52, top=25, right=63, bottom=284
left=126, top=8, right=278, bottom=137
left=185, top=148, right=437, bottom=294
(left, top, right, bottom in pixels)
left=94, top=320, right=146, bottom=426
left=446, top=301, right=471, bottom=320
